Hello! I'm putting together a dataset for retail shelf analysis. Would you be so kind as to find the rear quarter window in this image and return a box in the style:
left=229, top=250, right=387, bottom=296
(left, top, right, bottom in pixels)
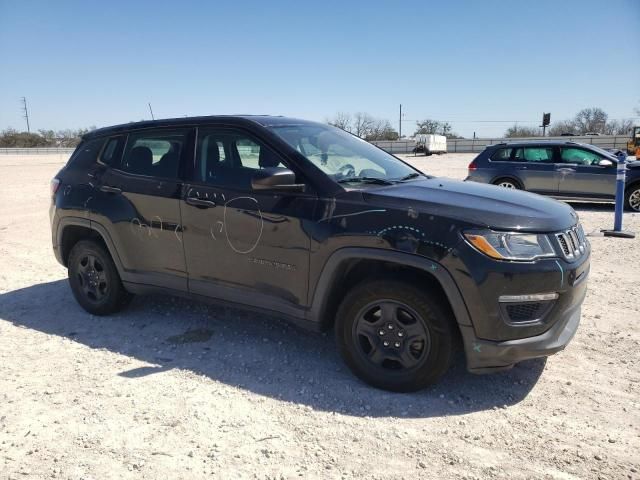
left=100, top=136, right=125, bottom=166
left=67, top=138, right=105, bottom=168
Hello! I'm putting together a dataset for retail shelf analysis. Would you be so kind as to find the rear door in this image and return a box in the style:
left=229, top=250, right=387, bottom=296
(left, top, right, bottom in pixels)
left=513, top=146, right=558, bottom=194
left=92, top=128, right=193, bottom=291
left=556, top=146, right=616, bottom=199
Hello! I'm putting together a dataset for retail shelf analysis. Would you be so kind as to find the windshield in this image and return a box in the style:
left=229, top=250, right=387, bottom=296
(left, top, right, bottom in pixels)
left=588, top=144, right=618, bottom=159
left=270, top=124, right=417, bottom=183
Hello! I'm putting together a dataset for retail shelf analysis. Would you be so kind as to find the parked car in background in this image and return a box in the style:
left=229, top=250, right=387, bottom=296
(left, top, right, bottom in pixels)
left=466, top=141, right=640, bottom=211
left=605, top=148, right=625, bottom=157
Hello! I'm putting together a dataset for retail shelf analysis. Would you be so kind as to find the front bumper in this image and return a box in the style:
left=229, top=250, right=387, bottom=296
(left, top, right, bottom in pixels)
left=460, top=296, right=583, bottom=373
left=446, top=233, right=590, bottom=372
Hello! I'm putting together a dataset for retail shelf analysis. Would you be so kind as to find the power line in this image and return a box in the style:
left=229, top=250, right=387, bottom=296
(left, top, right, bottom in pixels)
left=20, top=97, right=30, bottom=133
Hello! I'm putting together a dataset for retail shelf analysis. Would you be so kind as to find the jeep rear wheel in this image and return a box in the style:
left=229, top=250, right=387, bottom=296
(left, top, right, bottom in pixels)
left=335, top=280, right=454, bottom=392
left=68, top=239, right=132, bottom=315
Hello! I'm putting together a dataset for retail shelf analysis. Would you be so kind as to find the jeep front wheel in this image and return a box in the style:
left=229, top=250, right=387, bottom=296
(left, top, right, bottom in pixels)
left=335, top=279, right=454, bottom=392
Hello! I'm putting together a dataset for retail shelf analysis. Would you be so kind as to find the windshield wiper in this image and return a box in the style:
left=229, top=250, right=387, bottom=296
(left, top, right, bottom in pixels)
left=337, top=176, right=395, bottom=185
left=397, top=172, right=423, bottom=181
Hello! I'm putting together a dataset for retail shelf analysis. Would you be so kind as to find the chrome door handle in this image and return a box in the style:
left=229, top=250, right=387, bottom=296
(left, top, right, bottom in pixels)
left=99, top=185, right=121, bottom=193
left=185, top=197, right=216, bottom=208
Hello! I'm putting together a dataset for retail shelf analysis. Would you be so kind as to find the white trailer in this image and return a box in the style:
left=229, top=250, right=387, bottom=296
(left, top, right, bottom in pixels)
left=414, top=134, right=447, bottom=155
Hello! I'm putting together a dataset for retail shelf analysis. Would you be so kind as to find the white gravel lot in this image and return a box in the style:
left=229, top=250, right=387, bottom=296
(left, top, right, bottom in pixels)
left=0, top=152, right=638, bottom=480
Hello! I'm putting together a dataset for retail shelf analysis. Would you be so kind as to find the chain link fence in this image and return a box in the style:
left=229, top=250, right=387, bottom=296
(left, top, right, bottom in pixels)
left=372, top=135, right=630, bottom=154
left=0, top=147, right=76, bottom=155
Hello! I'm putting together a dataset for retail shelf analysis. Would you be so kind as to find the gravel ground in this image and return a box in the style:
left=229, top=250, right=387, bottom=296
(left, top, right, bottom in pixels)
left=0, top=152, right=638, bottom=480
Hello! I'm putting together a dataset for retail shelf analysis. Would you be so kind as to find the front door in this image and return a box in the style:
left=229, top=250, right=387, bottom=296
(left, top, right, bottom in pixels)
left=180, top=126, right=316, bottom=314
left=92, top=128, right=193, bottom=291
left=512, top=146, right=558, bottom=194
left=556, top=146, right=616, bottom=199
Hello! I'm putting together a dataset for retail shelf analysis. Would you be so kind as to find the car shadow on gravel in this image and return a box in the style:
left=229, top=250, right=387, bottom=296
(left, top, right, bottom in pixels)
left=0, top=280, right=546, bottom=418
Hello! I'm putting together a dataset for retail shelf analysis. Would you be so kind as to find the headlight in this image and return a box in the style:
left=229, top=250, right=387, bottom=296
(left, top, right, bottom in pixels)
left=464, top=230, right=555, bottom=261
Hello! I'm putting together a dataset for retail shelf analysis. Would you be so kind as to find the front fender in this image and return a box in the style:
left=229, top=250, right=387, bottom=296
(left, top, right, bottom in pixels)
left=306, top=247, right=472, bottom=328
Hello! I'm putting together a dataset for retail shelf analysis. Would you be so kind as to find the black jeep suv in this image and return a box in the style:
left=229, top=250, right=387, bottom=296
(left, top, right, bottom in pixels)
left=50, top=116, right=590, bottom=391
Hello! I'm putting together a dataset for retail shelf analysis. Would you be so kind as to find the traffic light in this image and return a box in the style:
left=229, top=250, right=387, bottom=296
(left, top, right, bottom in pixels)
left=542, top=113, right=551, bottom=127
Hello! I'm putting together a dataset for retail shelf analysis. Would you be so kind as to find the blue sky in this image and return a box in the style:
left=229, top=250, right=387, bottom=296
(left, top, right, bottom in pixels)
left=1, top=0, right=639, bottom=137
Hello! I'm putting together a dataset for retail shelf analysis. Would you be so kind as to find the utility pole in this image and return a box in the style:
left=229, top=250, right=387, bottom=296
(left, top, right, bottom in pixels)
left=148, top=102, right=155, bottom=120
left=21, top=97, right=30, bottom=133
left=399, top=104, right=402, bottom=139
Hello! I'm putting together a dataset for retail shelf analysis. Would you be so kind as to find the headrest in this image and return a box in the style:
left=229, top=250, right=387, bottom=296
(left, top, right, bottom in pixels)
left=206, top=138, right=220, bottom=165
left=259, top=148, right=281, bottom=168
left=127, top=146, right=153, bottom=174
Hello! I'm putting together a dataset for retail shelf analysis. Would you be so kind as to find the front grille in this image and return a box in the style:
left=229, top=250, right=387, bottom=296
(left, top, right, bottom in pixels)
left=506, top=302, right=543, bottom=322
left=555, top=224, right=588, bottom=261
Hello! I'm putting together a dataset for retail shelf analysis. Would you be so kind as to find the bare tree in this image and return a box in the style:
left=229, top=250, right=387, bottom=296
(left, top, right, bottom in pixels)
left=504, top=125, right=540, bottom=138
left=365, top=119, right=398, bottom=141
left=603, top=119, right=633, bottom=135
left=326, top=112, right=398, bottom=140
left=573, top=107, right=608, bottom=134
left=352, top=112, right=376, bottom=138
left=327, top=112, right=352, bottom=132
left=547, top=120, right=578, bottom=136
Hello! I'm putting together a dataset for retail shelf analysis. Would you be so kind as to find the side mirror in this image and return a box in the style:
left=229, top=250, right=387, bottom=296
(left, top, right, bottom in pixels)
left=251, top=167, right=305, bottom=192
left=598, top=159, right=614, bottom=167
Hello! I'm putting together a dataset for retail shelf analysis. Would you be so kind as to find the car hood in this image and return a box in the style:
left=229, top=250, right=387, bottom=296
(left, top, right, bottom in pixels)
left=626, top=159, right=640, bottom=169
left=362, top=177, right=577, bottom=232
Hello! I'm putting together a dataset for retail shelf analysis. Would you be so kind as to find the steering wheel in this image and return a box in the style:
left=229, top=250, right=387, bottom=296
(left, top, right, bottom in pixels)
left=337, top=163, right=356, bottom=179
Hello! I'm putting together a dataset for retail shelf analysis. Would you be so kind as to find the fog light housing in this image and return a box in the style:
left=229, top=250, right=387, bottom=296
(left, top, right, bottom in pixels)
left=498, top=293, right=558, bottom=325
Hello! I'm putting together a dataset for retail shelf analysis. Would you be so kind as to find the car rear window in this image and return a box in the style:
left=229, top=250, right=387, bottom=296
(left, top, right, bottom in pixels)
left=490, top=148, right=513, bottom=161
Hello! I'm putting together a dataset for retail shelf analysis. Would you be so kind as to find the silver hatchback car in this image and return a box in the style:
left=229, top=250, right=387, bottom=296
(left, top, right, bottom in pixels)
left=466, top=141, right=640, bottom=211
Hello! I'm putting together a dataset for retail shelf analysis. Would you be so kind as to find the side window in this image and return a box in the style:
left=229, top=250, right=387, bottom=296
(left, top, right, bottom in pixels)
left=67, top=138, right=105, bottom=168
left=560, top=148, right=602, bottom=166
left=195, top=129, right=288, bottom=188
left=516, top=147, right=554, bottom=163
left=100, top=136, right=125, bottom=166
left=120, top=129, right=188, bottom=178
left=235, top=138, right=262, bottom=169
left=489, top=148, right=513, bottom=161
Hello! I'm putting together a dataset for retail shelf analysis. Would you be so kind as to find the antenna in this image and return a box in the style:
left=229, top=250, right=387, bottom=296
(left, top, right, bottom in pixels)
left=148, top=102, right=155, bottom=120
left=20, top=97, right=30, bottom=133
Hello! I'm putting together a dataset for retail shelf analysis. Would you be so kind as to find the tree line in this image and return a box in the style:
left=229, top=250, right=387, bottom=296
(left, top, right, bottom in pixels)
left=326, top=112, right=462, bottom=140
left=0, top=127, right=96, bottom=148
left=2, top=105, right=635, bottom=147
left=504, top=107, right=634, bottom=138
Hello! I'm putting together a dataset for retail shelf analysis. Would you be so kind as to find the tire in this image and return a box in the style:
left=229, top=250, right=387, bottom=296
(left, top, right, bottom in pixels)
left=625, top=184, right=640, bottom=212
left=492, top=178, right=520, bottom=189
left=67, top=239, right=133, bottom=315
left=335, top=279, right=454, bottom=392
